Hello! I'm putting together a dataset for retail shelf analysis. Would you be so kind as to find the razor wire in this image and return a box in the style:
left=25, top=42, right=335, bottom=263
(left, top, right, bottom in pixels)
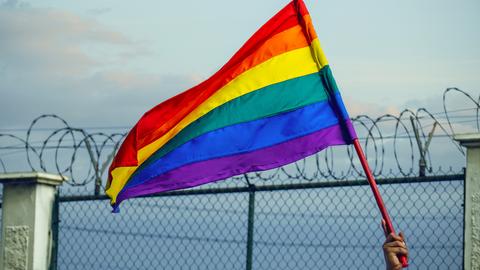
left=0, top=87, right=478, bottom=190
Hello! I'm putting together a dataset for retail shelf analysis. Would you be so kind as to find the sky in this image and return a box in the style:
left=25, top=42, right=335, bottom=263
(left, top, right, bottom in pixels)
left=0, top=2, right=473, bottom=267
left=0, top=0, right=479, bottom=129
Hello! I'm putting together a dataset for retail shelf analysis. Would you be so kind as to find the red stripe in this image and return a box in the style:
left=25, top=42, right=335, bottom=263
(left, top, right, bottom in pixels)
left=109, top=1, right=311, bottom=179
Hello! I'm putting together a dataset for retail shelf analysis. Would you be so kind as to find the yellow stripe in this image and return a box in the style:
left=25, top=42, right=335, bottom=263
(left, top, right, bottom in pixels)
left=106, top=166, right=137, bottom=203
left=139, top=42, right=325, bottom=162
left=310, top=39, right=328, bottom=70
left=107, top=38, right=329, bottom=204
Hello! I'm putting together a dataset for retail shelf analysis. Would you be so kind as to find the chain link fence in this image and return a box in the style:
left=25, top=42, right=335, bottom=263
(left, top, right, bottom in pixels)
left=1, top=88, right=476, bottom=269
left=56, top=174, right=464, bottom=270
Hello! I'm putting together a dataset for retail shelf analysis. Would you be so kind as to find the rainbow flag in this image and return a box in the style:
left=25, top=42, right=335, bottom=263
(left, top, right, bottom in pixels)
left=106, top=0, right=357, bottom=211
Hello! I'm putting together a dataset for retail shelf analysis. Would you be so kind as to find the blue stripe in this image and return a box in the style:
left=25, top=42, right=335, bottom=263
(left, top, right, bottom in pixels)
left=126, top=93, right=348, bottom=189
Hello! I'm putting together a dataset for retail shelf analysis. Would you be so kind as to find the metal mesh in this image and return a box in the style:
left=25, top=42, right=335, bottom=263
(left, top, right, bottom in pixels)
left=0, top=185, right=2, bottom=244
left=57, top=176, right=463, bottom=270
left=59, top=193, right=248, bottom=270
left=0, top=88, right=475, bottom=269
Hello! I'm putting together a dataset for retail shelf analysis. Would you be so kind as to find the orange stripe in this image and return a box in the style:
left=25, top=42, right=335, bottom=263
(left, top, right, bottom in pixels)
left=137, top=21, right=311, bottom=148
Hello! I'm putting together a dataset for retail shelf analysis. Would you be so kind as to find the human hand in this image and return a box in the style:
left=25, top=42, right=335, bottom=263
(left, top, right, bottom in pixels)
left=381, top=219, right=408, bottom=269
left=383, top=230, right=408, bottom=270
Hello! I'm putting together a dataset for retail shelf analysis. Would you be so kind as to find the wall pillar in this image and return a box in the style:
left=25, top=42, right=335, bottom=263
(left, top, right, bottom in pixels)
left=455, top=133, right=480, bottom=270
left=0, top=172, right=65, bottom=270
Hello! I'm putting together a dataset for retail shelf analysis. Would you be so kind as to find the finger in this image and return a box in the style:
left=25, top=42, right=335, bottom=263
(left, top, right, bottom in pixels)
left=384, top=246, right=408, bottom=256
left=384, top=233, right=395, bottom=243
left=399, top=232, right=406, bottom=244
left=383, top=243, right=408, bottom=253
left=383, top=240, right=407, bottom=249
left=388, top=233, right=404, bottom=242
left=384, top=233, right=403, bottom=244
left=392, top=235, right=404, bottom=242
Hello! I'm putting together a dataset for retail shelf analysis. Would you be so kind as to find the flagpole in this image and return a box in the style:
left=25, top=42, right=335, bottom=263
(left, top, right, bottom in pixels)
left=352, top=138, right=408, bottom=267
left=293, top=0, right=407, bottom=266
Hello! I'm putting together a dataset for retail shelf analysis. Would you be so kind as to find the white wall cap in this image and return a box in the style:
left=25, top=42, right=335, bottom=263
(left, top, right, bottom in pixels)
left=454, top=133, right=480, bottom=148
left=0, top=171, right=67, bottom=186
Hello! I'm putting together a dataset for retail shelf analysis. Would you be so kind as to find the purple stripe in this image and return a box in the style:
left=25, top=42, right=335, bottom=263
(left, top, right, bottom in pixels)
left=116, top=121, right=355, bottom=204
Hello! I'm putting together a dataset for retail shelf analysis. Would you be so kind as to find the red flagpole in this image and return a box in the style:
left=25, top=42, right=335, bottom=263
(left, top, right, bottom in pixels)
left=292, top=1, right=407, bottom=266
left=352, top=138, right=408, bottom=267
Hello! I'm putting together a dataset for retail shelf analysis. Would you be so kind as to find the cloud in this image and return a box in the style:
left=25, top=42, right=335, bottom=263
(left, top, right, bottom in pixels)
left=86, top=7, right=112, bottom=16
left=343, top=98, right=401, bottom=118
left=0, top=4, right=194, bottom=128
left=0, top=0, right=28, bottom=8
left=0, top=5, right=132, bottom=78
left=1, top=70, right=196, bottom=127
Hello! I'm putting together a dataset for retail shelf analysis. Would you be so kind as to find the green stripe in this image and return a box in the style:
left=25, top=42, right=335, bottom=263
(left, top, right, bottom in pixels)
left=140, top=65, right=337, bottom=169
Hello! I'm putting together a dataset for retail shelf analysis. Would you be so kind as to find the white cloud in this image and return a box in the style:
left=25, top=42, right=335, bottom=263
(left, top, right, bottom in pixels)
left=0, top=4, right=195, bottom=128
left=344, top=98, right=401, bottom=118
left=86, top=7, right=112, bottom=16
left=0, top=5, right=132, bottom=78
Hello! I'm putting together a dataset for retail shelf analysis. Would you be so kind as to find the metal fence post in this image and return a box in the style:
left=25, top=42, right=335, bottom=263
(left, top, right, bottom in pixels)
left=246, top=184, right=256, bottom=270
left=454, top=133, right=480, bottom=270
left=49, top=190, right=60, bottom=270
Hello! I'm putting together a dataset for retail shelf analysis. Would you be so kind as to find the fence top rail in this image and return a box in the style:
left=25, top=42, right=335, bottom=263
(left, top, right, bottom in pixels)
left=58, top=174, right=465, bottom=202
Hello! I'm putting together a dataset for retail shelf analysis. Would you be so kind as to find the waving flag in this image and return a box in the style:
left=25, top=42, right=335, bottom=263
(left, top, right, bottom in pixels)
left=106, top=0, right=357, bottom=210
